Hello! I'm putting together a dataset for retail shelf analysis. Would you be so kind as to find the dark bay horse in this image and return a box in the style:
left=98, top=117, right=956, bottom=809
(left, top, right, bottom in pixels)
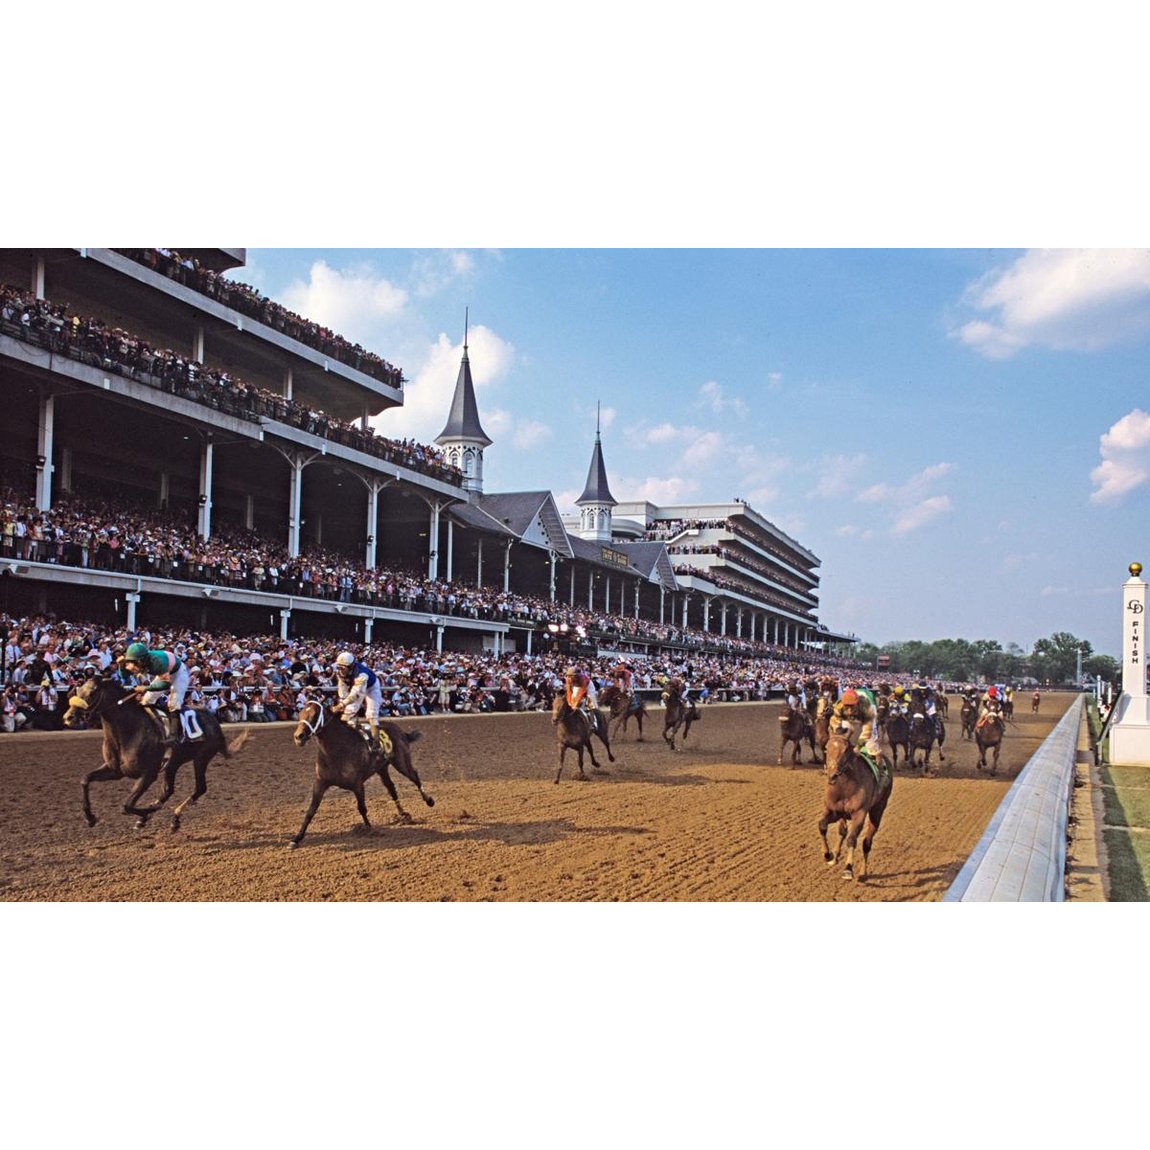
left=907, top=712, right=945, bottom=773
left=64, top=673, right=250, bottom=830
left=599, top=684, right=647, bottom=742
left=819, top=734, right=893, bottom=882
left=552, top=698, right=614, bottom=782
left=975, top=711, right=1005, bottom=775
left=778, top=706, right=816, bottom=766
left=960, top=698, right=978, bottom=740
left=291, top=700, right=434, bottom=847
left=662, top=691, right=699, bottom=752
left=885, top=708, right=911, bottom=769
left=814, top=696, right=833, bottom=764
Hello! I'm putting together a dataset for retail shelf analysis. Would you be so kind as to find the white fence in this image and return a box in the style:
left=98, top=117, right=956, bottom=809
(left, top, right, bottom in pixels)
left=943, top=695, right=1085, bottom=902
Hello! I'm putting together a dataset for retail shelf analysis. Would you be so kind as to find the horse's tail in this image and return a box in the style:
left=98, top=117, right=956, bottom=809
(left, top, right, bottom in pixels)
left=403, top=729, right=423, bottom=745
left=224, top=729, right=252, bottom=757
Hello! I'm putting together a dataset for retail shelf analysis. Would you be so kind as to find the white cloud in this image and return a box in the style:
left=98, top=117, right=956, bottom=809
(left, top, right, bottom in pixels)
left=809, top=453, right=869, bottom=499
left=643, top=422, right=683, bottom=444
left=698, top=379, right=748, bottom=416
left=612, top=475, right=701, bottom=506
left=1090, top=408, right=1150, bottom=504
left=853, top=462, right=954, bottom=536
left=955, top=249, right=1150, bottom=359
left=512, top=419, right=553, bottom=450
left=279, top=260, right=408, bottom=346
left=411, top=250, right=476, bottom=298
left=683, top=431, right=725, bottom=466
left=892, top=495, right=952, bottom=536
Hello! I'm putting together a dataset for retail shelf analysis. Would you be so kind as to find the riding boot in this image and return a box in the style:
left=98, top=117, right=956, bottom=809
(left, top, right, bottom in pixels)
left=163, top=711, right=180, bottom=747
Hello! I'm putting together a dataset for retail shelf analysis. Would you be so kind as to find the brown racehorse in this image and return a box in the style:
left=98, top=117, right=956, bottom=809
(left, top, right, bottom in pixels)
left=885, top=708, right=911, bottom=769
left=599, top=683, right=647, bottom=742
left=907, top=712, right=945, bottom=773
left=960, top=698, right=978, bottom=740
left=552, top=697, right=615, bottom=782
left=819, top=734, right=893, bottom=882
left=290, top=700, right=434, bottom=847
left=814, top=696, right=833, bottom=764
left=778, top=707, right=815, bottom=766
left=975, top=711, right=1005, bottom=775
left=662, top=687, right=699, bottom=752
left=1031, top=692, right=1041, bottom=714
left=64, top=673, right=250, bottom=830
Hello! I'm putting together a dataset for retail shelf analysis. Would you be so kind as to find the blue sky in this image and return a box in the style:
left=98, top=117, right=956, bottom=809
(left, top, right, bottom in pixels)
left=231, top=248, right=1149, bottom=658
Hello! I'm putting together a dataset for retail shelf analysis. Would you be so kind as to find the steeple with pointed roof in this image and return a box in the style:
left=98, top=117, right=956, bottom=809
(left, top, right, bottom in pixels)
left=435, top=310, right=491, bottom=494
left=575, top=405, right=616, bottom=541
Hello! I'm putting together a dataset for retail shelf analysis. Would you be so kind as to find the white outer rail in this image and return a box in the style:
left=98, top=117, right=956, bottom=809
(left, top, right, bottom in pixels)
left=943, top=695, right=1085, bottom=902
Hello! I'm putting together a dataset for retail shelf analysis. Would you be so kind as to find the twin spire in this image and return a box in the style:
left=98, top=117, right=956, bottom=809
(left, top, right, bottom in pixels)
left=435, top=311, right=613, bottom=535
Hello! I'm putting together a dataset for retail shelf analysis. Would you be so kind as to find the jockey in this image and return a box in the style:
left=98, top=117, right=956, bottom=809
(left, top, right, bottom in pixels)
left=122, top=640, right=189, bottom=747
left=563, top=666, right=601, bottom=732
left=978, top=685, right=1004, bottom=728
left=612, top=661, right=634, bottom=697
left=332, top=650, right=386, bottom=751
left=785, top=680, right=807, bottom=715
left=829, top=687, right=881, bottom=762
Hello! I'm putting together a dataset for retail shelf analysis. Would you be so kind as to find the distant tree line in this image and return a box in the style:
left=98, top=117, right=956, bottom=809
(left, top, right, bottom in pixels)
left=854, top=632, right=1120, bottom=686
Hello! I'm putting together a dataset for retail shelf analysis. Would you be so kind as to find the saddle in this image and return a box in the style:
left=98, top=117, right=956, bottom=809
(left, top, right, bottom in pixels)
left=358, top=724, right=394, bottom=759
left=856, top=746, right=889, bottom=783
left=144, top=705, right=205, bottom=743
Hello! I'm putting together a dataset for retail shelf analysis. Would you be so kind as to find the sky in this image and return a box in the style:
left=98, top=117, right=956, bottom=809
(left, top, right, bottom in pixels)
left=229, top=247, right=1150, bottom=659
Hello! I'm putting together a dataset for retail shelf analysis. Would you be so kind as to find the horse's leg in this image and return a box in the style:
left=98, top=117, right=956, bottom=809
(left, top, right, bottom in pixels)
left=81, top=764, right=122, bottom=827
left=575, top=745, right=588, bottom=781
left=835, top=818, right=849, bottom=863
left=121, top=769, right=165, bottom=828
left=169, top=751, right=208, bottom=832
left=352, top=780, right=374, bottom=831
left=555, top=743, right=567, bottom=784
left=635, top=710, right=644, bottom=742
left=387, top=747, right=435, bottom=808
left=842, top=810, right=868, bottom=880
left=818, top=811, right=836, bottom=865
left=376, top=762, right=413, bottom=823
left=593, top=721, right=615, bottom=764
left=290, top=779, right=330, bottom=847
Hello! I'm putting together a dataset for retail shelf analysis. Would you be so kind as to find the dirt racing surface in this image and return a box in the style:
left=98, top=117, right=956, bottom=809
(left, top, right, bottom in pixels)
left=0, top=693, right=1076, bottom=902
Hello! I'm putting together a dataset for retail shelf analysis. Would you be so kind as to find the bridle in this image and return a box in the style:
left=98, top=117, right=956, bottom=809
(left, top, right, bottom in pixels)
left=296, top=700, right=327, bottom=740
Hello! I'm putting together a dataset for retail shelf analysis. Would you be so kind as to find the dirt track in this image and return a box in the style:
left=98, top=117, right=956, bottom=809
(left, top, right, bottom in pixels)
left=0, top=694, right=1075, bottom=902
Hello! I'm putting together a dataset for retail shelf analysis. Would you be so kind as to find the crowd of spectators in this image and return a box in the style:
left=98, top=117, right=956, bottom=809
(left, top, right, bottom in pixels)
left=1, top=610, right=894, bottom=737
left=115, top=249, right=404, bottom=389
left=0, top=284, right=462, bottom=486
left=1, top=487, right=840, bottom=667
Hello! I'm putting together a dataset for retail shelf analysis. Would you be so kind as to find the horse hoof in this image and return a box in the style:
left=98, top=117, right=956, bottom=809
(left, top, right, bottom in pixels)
left=84, top=815, right=97, bottom=828
left=135, top=818, right=148, bottom=830
left=842, top=869, right=855, bottom=881
left=824, top=853, right=834, bottom=864
left=423, top=795, right=436, bottom=807
left=288, top=840, right=300, bottom=850
left=170, top=818, right=181, bottom=833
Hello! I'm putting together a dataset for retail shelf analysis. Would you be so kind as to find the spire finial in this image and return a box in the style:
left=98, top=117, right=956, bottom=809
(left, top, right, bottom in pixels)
left=464, top=307, right=469, bottom=352
left=596, top=400, right=601, bottom=439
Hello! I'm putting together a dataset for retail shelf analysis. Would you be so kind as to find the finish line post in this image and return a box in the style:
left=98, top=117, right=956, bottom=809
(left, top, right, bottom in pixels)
left=1110, top=562, right=1150, bottom=766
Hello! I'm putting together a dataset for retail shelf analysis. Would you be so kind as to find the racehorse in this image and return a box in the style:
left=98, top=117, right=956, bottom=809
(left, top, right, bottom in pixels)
left=814, top=695, right=833, bottom=764
left=662, top=690, right=699, bottom=752
left=818, top=733, right=893, bottom=882
left=599, top=683, right=647, bottom=742
left=884, top=708, right=911, bottom=769
left=936, top=693, right=949, bottom=719
left=290, top=700, right=434, bottom=847
left=63, top=673, right=250, bottom=830
left=778, top=706, right=816, bottom=766
left=552, top=697, right=614, bottom=782
left=960, top=698, right=978, bottom=740
left=975, top=711, right=1005, bottom=775
left=907, top=712, right=945, bottom=773
left=1002, top=695, right=1015, bottom=722
left=1031, top=691, right=1041, bottom=714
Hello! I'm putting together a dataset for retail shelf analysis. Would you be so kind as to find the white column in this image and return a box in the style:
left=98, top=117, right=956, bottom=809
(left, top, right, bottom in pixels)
left=59, top=446, right=73, bottom=494
left=197, top=438, right=214, bottom=539
left=159, top=471, right=170, bottom=510
left=703, top=594, right=711, bottom=632
left=1111, top=562, right=1150, bottom=764
left=283, top=365, right=293, bottom=401
left=634, top=579, right=640, bottom=619
left=503, top=542, right=512, bottom=593
left=245, top=494, right=255, bottom=531
left=125, top=593, right=140, bottom=631
left=280, top=609, right=291, bottom=641
left=428, top=502, right=440, bottom=580
left=681, top=593, right=689, bottom=629
left=365, top=482, right=380, bottom=570
left=659, top=585, right=665, bottom=624
left=549, top=553, right=557, bottom=601
left=446, top=520, right=454, bottom=582
left=288, top=456, right=303, bottom=557
left=35, top=393, right=54, bottom=512
left=193, top=323, right=205, bottom=363
left=34, top=256, right=46, bottom=299
left=477, top=537, right=484, bottom=588
left=588, top=569, right=594, bottom=609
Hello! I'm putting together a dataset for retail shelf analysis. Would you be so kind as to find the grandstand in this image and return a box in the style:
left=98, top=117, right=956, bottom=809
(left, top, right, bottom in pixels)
left=1, top=247, right=855, bottom=661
